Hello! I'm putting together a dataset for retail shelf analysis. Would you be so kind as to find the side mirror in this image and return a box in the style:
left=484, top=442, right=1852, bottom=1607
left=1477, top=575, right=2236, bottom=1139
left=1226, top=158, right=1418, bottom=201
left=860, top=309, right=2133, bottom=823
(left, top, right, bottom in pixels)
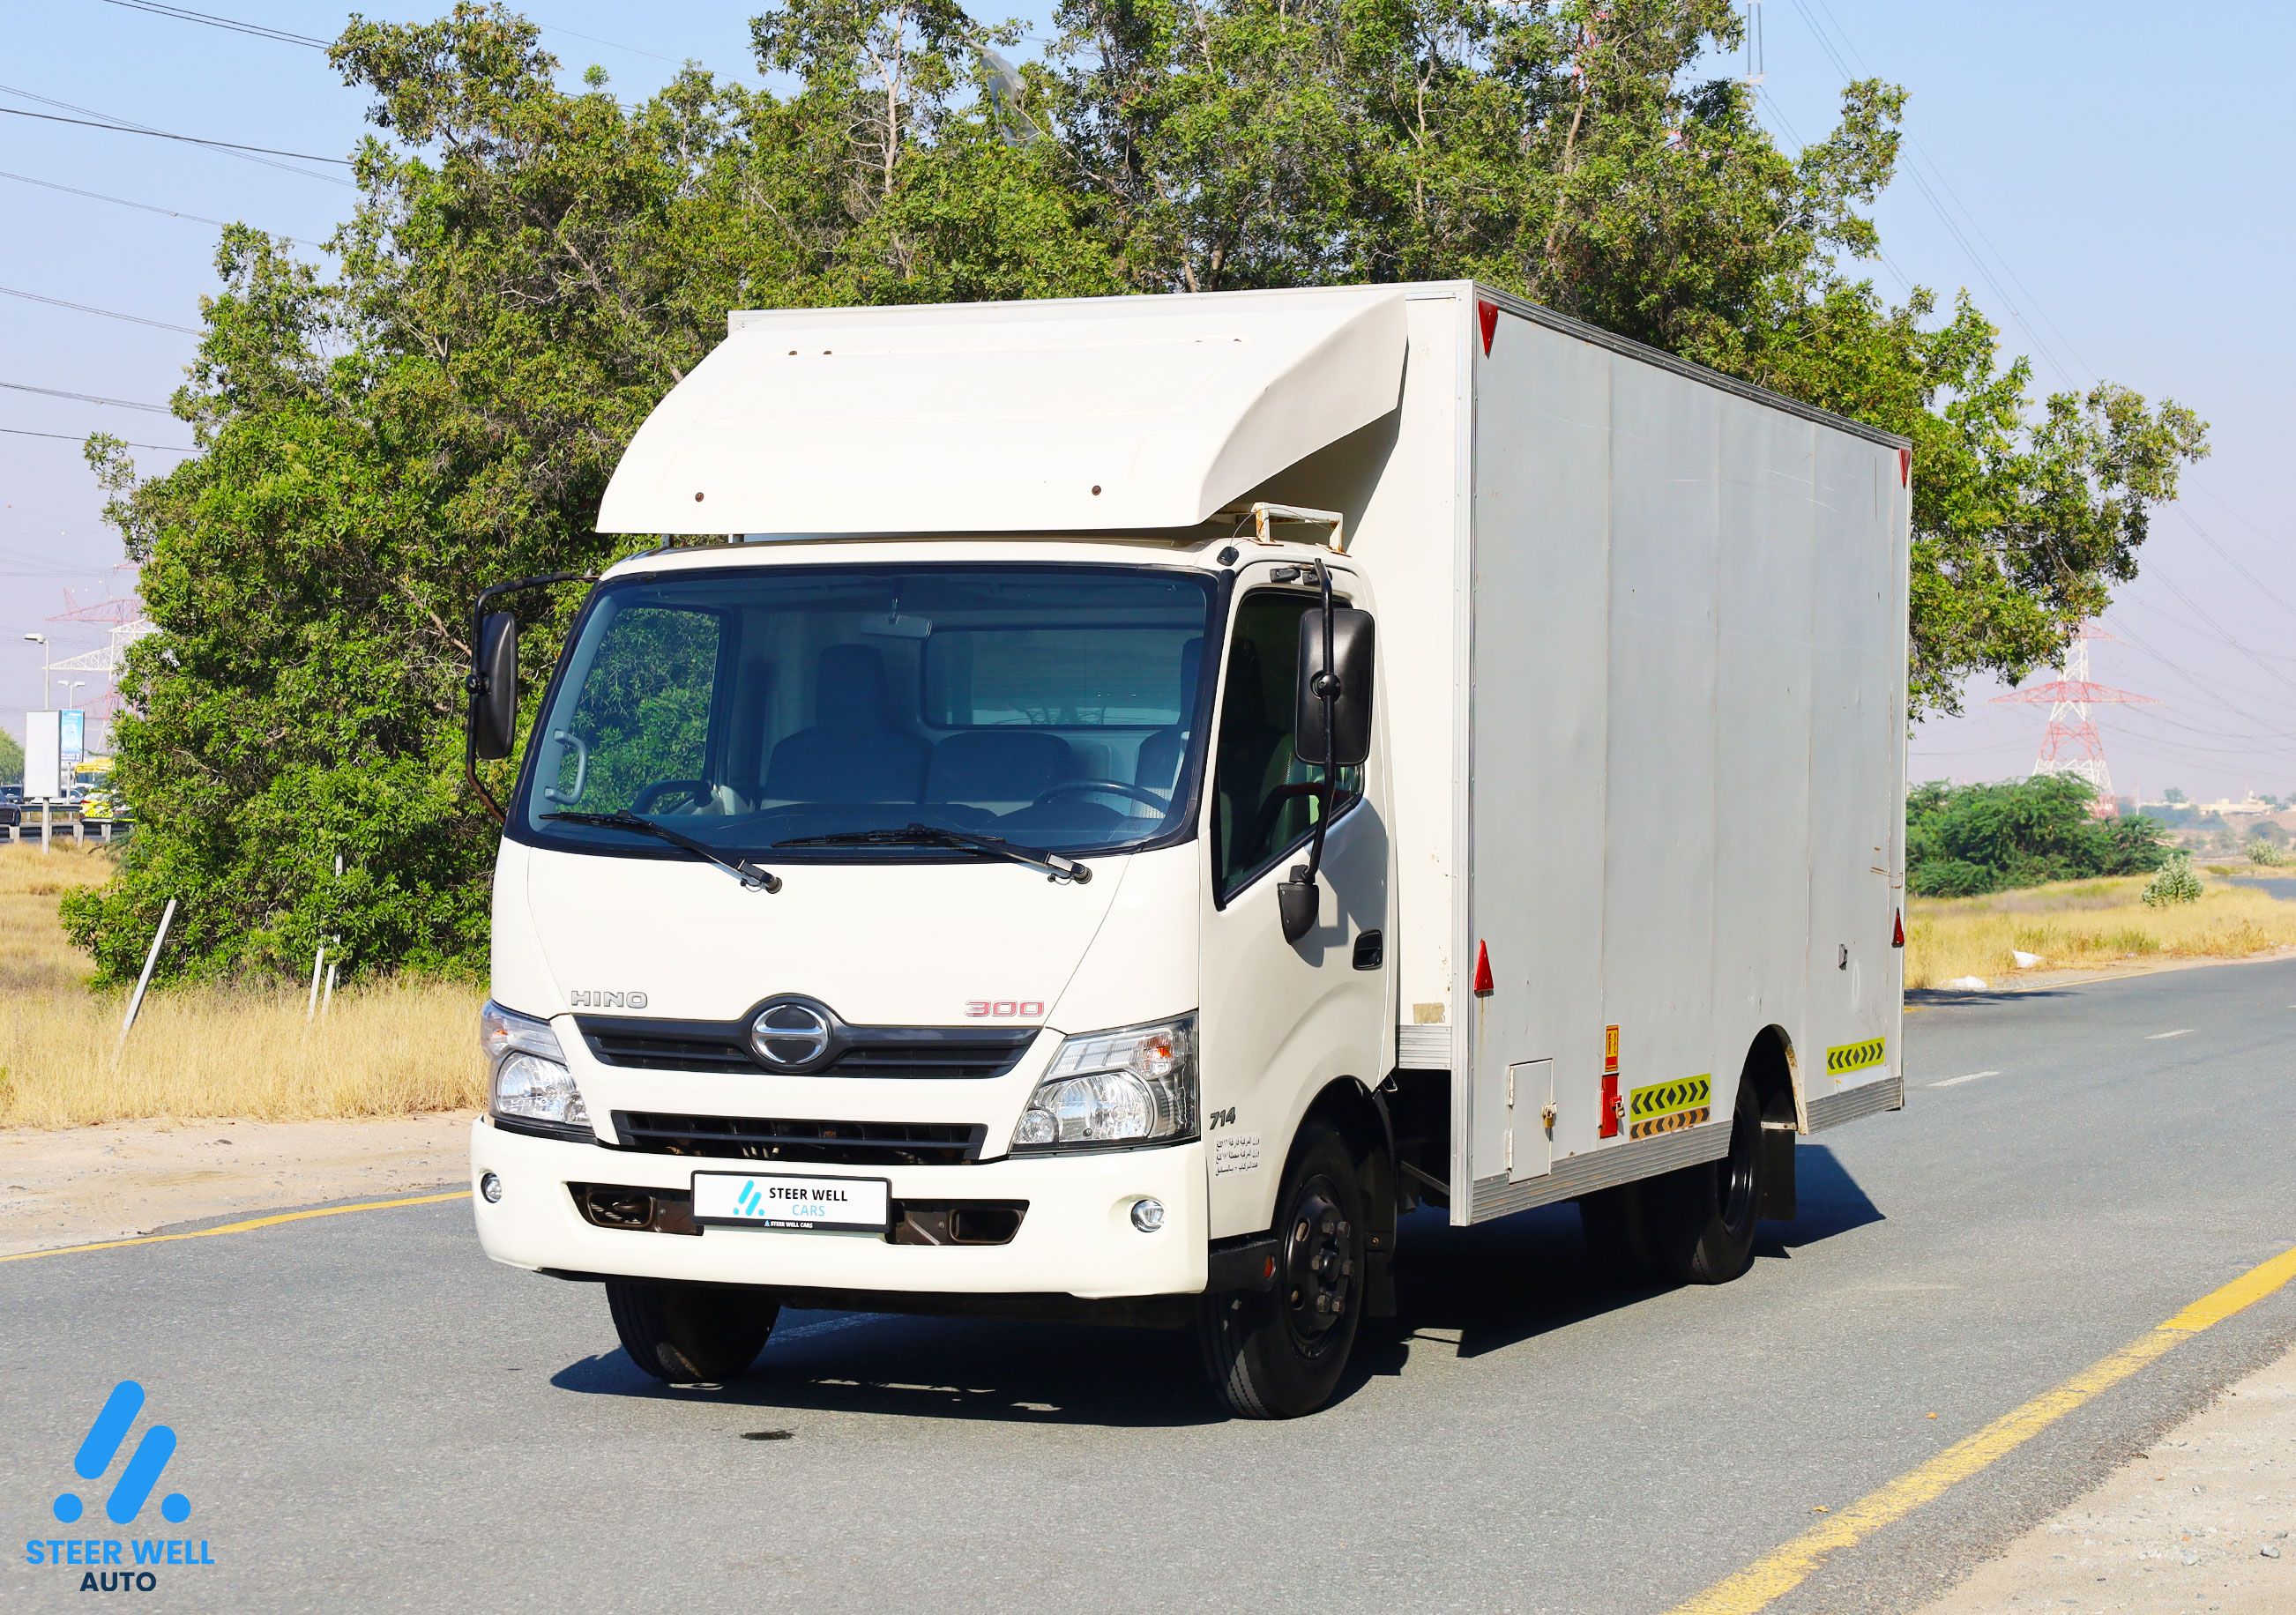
left=1295, top=606, right=1375, bottom=768
left=470, top=610, right=519, bottom=761
left=1277, top=865, right=1319, bottom=943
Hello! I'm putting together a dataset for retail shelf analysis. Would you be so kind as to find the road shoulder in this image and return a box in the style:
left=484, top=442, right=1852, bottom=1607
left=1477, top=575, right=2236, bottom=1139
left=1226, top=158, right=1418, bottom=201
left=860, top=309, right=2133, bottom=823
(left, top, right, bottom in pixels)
left=0, top=1113, right=472, bottom=1256
left=1915, top=1344, right=2294, bottom=1613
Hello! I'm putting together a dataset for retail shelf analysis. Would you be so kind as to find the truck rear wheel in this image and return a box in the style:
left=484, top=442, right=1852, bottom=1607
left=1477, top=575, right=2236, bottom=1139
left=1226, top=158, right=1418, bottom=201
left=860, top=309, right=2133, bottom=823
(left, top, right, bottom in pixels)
left=1196, top=1121, right=1366, bottom=1418
left=1646, top=1076, right=1765, bottom=1285
left=607, top=1279, right=780, bottom=1383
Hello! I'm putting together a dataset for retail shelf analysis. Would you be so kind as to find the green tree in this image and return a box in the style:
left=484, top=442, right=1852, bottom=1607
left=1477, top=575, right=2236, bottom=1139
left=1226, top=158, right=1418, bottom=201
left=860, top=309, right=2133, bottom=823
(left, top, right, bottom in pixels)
left=0, top=727, right=22, bottom=787
left=64, top=1, right=2210, bottom=981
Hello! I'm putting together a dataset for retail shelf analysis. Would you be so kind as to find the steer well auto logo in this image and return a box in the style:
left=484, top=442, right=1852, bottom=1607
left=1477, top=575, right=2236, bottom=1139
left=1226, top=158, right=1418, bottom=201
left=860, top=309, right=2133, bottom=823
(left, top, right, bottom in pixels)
left=23, top=1380, right=214, bottom=1592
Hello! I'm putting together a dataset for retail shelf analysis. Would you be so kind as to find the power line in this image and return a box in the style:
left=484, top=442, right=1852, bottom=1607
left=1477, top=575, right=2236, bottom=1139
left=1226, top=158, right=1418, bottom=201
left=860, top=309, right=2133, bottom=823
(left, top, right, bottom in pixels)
left=96, top=0, right=326, bottom=48
left=0, top=381, right=169, bottom=413
left=0, top=284, right=199, bottom=335
left=1800, top=0, right=2100, bottom=386
left=1752, top=84, right=1913, bottom=297
left=1778, top=0, right=2296, bottom=744
left=0, top=81, right=354, bottom=187
left=1781, top=0, right=2078, bottom=387
left=0, top=166, right=319, bottom=247
left=2170, top=501, right=2296, bottom=621
left=540, top=22, right=687, bottom=69
left=0, top=105, right=352, bottom=166
left=0, top=426, right=192, bottom=452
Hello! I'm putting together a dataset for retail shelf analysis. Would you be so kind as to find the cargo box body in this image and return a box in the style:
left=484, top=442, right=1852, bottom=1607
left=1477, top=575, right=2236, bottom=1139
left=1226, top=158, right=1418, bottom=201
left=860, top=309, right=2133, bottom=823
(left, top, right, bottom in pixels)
left=1311, top=286, right=1909, bottom=1221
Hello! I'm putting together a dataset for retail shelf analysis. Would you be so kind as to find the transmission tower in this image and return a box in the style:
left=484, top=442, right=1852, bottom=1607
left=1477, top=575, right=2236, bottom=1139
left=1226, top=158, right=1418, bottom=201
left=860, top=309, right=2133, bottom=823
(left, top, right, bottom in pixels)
left=1990, top=624, right=2157, bottom=816
left=45, top=569, right=151, bottom=738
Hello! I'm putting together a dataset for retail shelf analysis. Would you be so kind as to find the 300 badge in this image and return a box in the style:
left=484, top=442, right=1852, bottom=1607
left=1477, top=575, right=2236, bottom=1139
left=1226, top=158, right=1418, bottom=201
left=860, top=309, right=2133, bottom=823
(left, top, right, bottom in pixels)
left=965, top=1000, right=1044, bottom=1018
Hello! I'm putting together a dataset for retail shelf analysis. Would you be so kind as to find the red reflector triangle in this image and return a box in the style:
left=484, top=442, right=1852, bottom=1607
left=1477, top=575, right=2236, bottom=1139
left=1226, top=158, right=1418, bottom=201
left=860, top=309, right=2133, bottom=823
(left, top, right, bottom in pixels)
left=1473, top=939, right=1495, bottom=995
left=1476, top=299, right=1498, bottom=356
left=1892, top=909, right=1905, bottom=948
left=1898, top=446, right=1911, bottom=487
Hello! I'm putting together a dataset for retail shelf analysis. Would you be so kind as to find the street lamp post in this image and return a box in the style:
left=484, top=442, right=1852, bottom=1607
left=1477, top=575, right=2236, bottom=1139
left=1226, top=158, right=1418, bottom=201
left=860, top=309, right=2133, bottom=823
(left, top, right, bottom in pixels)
left=23, top=632, right=48, bottom=710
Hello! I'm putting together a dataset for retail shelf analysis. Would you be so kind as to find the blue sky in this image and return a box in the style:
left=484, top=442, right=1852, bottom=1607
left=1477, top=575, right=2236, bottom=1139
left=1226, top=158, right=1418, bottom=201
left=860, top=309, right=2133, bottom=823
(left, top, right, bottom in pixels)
left=2, top=1, right=2290, bottom=800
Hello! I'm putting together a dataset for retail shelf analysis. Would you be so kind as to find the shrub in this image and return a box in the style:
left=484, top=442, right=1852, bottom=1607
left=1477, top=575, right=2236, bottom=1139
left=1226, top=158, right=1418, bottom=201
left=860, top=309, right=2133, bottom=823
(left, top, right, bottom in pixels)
left=1906, top=776, right=2172, bottom=896
left=2142, top=852, right=2203, bottom=908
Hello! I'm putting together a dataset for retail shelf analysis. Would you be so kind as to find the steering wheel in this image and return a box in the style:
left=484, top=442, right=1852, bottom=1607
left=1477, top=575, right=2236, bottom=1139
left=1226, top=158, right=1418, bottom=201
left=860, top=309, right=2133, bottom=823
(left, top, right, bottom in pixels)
left=632, top=778, right=712, bottom=814
left=1031, top=778, right=1174, bottom=813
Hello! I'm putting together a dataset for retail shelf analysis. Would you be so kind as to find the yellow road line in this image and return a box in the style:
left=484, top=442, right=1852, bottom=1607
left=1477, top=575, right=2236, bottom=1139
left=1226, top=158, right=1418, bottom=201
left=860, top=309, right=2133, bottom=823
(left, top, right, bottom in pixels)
left=0, top=1189, right=470, bottom=1265
left=1671, top=1242, right=2296, bottom=1615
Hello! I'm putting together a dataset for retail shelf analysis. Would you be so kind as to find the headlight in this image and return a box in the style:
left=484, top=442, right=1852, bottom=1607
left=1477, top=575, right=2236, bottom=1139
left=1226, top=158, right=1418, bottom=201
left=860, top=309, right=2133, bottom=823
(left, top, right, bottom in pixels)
left=481, top=1001, right=590, bottom=1135
left=1010, top=1014, right=1196, bottom=1152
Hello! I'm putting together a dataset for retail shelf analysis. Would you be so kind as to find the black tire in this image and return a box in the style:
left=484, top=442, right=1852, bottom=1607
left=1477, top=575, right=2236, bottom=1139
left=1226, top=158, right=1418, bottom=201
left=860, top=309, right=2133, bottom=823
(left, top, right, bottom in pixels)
left=607, top=1279, right=780, bottom=1383
left=1197, top=1121, right=1367, bottom=1418
left=1645, top=1075, right=1765, bottom=1285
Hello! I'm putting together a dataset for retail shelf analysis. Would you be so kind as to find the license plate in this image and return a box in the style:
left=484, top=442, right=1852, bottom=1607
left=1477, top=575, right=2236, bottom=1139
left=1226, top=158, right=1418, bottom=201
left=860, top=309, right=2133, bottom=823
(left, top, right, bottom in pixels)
left=691, top=1172, right=890, bottom=1233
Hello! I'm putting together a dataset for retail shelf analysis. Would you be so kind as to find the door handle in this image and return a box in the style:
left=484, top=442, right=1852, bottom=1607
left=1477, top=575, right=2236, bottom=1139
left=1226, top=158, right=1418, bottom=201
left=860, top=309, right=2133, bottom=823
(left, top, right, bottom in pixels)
left=1353, top=930, right=1383, bottom=970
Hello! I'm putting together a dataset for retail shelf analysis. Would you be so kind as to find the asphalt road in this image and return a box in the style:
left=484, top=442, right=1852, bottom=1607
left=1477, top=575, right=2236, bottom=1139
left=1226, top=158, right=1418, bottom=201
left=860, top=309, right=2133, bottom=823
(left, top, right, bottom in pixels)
left=5, top=960, right=2293, bottom=1613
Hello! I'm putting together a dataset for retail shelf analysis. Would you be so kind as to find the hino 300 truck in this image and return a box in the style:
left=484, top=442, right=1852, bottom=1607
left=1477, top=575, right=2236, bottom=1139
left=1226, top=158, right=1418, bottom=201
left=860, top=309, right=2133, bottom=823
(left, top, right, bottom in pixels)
left=465, top=283, right=1909, bottom=1418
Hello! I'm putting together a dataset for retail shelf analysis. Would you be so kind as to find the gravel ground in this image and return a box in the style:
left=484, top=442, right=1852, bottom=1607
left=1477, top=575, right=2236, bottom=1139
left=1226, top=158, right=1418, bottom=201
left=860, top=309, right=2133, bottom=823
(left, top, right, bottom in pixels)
left=0, top=1113, right=469, bottom=1255
left=1918, top=1346, right=2293, bottom=1614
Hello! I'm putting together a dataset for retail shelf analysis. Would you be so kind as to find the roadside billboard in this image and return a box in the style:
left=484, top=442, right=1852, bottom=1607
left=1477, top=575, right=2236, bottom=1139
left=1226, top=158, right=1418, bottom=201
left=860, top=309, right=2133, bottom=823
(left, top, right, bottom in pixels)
left=24, top=710, right=63, bottom=800
left=60, top=708, right=84, bottom=765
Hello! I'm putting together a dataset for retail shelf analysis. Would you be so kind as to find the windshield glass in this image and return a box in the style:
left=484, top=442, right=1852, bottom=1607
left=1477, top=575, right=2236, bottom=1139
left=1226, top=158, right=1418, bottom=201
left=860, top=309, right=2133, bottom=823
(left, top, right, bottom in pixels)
left=518, top=562, right=1218, bottom=859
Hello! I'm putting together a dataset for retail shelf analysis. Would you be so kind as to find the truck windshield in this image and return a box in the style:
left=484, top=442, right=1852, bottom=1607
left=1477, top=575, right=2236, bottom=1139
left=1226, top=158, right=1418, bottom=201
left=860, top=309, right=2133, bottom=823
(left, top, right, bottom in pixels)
left=518, top=562, right=1219, bottom=861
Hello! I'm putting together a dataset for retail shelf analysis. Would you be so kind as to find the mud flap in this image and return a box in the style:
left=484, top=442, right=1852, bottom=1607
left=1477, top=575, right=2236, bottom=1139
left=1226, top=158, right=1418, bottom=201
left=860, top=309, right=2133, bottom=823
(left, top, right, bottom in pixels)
left=1757, top=1121, right=1797, bottom=1222
left=1363, top=1247, right=1398, bottom=1319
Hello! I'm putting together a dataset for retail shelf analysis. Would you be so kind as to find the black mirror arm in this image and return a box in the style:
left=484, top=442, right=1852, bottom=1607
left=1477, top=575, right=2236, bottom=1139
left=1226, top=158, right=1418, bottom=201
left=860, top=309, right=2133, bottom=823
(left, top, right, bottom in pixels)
left=465, top=571, right=596, bottom=825
left=1279, top=561, right=1342, bottom=945
left=1303, top=558, right=1339, bottom=884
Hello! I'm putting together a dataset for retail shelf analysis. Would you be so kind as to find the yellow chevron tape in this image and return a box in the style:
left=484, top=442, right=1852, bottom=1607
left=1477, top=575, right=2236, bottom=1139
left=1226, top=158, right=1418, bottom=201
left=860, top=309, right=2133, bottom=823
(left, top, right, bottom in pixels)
left=1824, top=1038, right=1886, bottom=1077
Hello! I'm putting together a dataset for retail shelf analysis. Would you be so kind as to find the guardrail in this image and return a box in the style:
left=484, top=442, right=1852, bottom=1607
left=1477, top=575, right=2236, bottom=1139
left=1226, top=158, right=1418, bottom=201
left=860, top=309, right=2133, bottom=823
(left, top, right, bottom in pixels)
left=1, top=809, right=130, bottom=846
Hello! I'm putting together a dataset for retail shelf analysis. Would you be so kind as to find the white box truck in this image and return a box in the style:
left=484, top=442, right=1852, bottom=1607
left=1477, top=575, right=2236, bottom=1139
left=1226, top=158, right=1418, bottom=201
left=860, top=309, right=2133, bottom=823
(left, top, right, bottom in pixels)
left=465, top=282, right=1909, bottom=1417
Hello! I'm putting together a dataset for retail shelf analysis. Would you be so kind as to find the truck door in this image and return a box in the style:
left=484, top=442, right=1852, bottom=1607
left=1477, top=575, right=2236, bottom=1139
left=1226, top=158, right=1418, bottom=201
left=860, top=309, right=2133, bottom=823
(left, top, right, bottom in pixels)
left=1198, top=577, right=1390, bottom=1240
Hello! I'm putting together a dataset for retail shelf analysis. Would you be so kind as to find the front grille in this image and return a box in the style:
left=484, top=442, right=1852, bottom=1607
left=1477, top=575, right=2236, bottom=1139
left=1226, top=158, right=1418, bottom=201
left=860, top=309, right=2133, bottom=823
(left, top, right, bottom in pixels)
left=580, top=1018, right=1032, bottom=1080
left=611, top=1111, right=986, bottom=1166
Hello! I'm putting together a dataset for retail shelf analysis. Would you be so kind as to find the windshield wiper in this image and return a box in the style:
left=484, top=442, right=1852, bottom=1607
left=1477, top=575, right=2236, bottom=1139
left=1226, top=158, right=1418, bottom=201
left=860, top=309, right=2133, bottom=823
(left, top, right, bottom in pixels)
left=543, top=809, right=782, bottom=893
left=774, top=823, right=1092, bottom=885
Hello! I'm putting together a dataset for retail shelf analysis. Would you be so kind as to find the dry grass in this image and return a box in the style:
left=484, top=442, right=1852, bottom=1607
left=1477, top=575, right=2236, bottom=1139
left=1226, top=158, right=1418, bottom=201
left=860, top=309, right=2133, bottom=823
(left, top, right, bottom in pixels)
left=1905, top=873, right=2296, bottom=990
left=0, top=837, right=112, bottom=1000
left=0, top=844, right=481, bottom=1128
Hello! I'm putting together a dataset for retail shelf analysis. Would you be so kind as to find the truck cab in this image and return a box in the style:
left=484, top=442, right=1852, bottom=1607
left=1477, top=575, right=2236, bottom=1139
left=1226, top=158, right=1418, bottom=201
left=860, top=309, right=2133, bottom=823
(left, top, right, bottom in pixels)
left=473, top=529, right=1397, bottom=1415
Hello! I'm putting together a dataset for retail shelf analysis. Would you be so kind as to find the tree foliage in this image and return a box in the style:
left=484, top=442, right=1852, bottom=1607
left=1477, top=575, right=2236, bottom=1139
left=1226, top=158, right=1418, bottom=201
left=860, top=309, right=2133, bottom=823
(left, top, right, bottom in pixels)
left=1905, top=776, right=2172, bottom=897
left=66, top=0, right=2208, bottom=981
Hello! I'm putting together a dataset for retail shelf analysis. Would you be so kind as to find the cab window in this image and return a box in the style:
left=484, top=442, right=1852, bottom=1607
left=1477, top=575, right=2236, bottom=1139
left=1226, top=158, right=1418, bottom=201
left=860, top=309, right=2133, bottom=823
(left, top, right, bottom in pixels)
left=1211, top=590, right=1361, bottom=899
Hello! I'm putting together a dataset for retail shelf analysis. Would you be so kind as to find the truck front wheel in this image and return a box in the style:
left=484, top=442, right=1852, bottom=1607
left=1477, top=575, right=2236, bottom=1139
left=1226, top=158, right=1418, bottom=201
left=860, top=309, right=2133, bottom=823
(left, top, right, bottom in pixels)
left=1196, top=1120, right=1367, bottom=1418
left=607, top=1279, right=780, bottom=1383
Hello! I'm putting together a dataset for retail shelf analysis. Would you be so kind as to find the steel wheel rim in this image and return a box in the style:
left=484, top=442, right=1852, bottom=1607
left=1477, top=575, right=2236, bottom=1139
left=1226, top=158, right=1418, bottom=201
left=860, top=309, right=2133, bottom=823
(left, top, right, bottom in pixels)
left=1279, top=1174, right=1354, bottom=1359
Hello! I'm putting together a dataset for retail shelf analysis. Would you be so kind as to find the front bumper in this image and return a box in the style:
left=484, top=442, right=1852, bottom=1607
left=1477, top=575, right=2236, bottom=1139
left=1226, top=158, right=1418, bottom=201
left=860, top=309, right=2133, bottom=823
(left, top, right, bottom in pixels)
left=469, top=1120, right=1208, bottom=1300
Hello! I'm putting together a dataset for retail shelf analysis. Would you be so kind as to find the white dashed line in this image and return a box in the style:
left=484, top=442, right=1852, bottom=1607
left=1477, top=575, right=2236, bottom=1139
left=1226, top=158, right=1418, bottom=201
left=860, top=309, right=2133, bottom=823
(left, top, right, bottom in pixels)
left=1929, top=1070, right=2002, bottom=1089
left=2145, top=1029, right=2195, bottom=1040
